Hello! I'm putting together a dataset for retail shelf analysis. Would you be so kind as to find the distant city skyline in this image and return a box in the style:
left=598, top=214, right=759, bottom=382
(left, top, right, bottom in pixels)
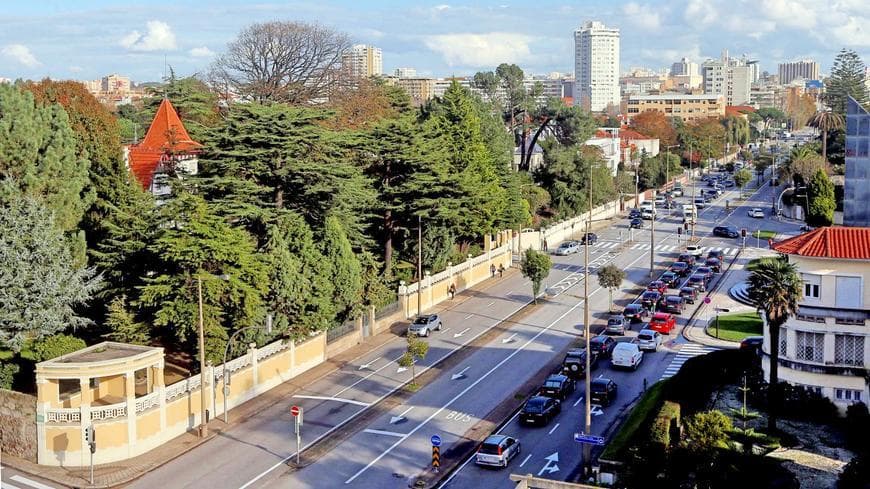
left=0, top=0, right=867, bottom=83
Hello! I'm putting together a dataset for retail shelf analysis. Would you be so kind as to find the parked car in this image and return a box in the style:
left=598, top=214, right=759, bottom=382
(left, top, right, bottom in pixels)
left=707, top=249, right=725, bottom=261
left=740, top=336, right=764, bottom=355
left=605, top=314, right=628, bottom=335
left=539, top=374, right=576, bottom=401
left=520, top=395, right=561, bottom=425
left=687, top=274, right=708, bottom=292
left=693, top=198, right=706, bottom=209
left=663, top=295, right=685, bottom=314
left=659, top=271, right=679, bottom=288
left=724, top=180, right=735, bottom=187
left=696, top=266, right=714, bottom=281
left=623, top=303, right=649, bottom=322
left=679, top=286, right=699, bottom=304
left=677, top=253, right=697, bottom=267
left=713, top=225, right=740, bottom=238
left=637, top=329, right=664, bottom=351
left=640, top=290, right=662, bottom=310
left=476, top=435, right=522, bottom=468
left=671, top=186, right=683, bottom=197
left=748, top=208, right=764, bottom=218
left=670, top=261, right=691, bottom=277
left=408, top=314, right=442, bottom=337
left=648, top=313, right=677, bottom=334
left=579, top=233, right=598, bottom=245
left=641, top=208, right=655, bottom=220
left=686, top=245, right=704, bottom=258
left=611, top=343, right=644, bottom=370
left=705, top=257, right=722, bottom=273
left=589, top=335, right=617, bottom=359
left=629, top=218, right=644, bottom=229
left=555, top=241, right=581, bottom=255
left=589, top=378, right=618, bottom=406
left=562, top=348, right=597, bottom=378
left=654, top=195, right=666, bottom=206
left=647, top=280, right=668, bottom=294
left=628, top=208, right=642, bottom=219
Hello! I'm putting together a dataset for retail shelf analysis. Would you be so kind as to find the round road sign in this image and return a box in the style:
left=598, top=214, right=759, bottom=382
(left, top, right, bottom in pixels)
left=290, top=405, right=300, bottom=417
left=703, top=297, right=711, bottom=304
left=431, top=434, right=442, bottom=447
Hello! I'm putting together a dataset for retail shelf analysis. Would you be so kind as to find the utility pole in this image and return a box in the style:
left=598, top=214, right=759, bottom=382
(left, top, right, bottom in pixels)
left=650, top=191, right=655, bottom=277
left=583, top=161, right=593, bottom=478
left=417, top=215, right=422, bottom=316
left=690, top=143, right=696, bottom=241
left=197, top=276, right=208, bottom=438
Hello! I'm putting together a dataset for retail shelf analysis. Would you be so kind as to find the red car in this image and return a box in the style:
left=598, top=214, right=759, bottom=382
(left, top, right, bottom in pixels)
left=647, top=280, right=668, bottom=294
left=648, top=312, right=676, bottom=334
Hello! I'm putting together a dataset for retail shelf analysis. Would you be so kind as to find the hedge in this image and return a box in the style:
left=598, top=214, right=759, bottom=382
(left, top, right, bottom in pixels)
left=601, top=379, right=668, bottom=461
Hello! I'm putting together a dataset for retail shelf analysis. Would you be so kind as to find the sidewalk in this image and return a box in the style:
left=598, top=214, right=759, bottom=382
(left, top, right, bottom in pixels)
left=3, top=271, right=521, bottom=488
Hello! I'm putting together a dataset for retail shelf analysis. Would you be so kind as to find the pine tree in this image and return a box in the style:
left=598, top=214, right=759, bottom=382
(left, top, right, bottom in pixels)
left=103, top=295, right=150, bottom=345
left=807, top=168, right=835, bottom=227
left=321, top=215, right=363, bottom=322
left=826, top=49, right=869, bottom=114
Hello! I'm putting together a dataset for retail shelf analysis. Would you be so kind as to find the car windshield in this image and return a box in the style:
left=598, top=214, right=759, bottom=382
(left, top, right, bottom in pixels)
left=524, top=399, right=545, bottom=413
left=681, top=288, right=695, bottom=294
left=413, top=317, right=429, bottom=325
left=591, top=382, right=608, bottom=392
left=543, top=380, right=562, bottom=388
left=643, top=292, right=658, bottom=299
left=558, top=243, right=571, bottom=249
left=638, top=334, right=653, bottom=340
left=672, top=262, right=686, bottom=268
left=625, top=305, right=640, bottom=312
left=667, top=297, right=681, bottom=303
left=479, top=442, right=503, bottom=455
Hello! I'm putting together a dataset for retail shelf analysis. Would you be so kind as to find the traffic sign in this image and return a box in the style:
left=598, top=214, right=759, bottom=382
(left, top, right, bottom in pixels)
left=574, top=432, right=605, bottom=446
left=430, top=434, right=442, bottom=447
left=432, top=446, right=441, bottom=471
left=290, top=405, right=300, bottom=417
left=703, top=296, right=711, bottom=304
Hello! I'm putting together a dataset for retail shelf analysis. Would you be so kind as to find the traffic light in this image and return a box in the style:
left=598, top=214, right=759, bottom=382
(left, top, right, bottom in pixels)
left=84, top=425, right=96, bottom=453
left=677, top=226, right=682, bottom=235
left=741, top=228, right=747, bottom=238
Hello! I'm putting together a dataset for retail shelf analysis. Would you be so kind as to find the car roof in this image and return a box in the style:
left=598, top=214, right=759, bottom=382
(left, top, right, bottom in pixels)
left=638, top=328, right=657, bottom=335
left=672, top=261, right=687, bottom=266
left=680, top=286, right=696, bottom=292
left=546, top=374, right=568, bottom=382
left=625, top=303, right=642, bottom=309
left=483, top=434, right=509, bottom=444
left=590, top=335, right=611, bottom=343
left=526, top=396, right=550, bottom=405
left=614, top=342, right=638, bottom=350
left=591, top=377, right=612, bottom=386
left=652, top=312, right=670, bottom=319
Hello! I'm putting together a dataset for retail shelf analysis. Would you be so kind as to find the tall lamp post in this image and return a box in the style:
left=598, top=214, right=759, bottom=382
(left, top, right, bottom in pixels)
left=582, top=157, right=593, bottom=477
left=664, top=144, right=680, bottom=189
left=689, top=143, right=696, bottom=241
left=197, top=273, right=230, bottom=438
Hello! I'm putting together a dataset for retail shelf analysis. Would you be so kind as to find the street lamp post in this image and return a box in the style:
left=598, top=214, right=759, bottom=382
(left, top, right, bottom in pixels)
left=417, top=215, right=422, bottom=316
left=197, top=273, right=230, bottom=438
left=582, top=157, right=593, bottom=478
left=690, top=143, right=696, bottom=241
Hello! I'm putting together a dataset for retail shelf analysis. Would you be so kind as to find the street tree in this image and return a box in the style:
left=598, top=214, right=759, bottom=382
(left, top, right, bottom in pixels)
left=808, top=110, right=845, bottom=163
left=597, top=264, right=626, bottom=311
left=826, top=49, right=869, bottom=114
left=520, top=249, right=552, bottom=304
left=211, top=21, right=351, bottom=104
left=733, top=168, right=752, bottom=195
left=398, top=335, right=429, bottom=388
left=747, top=256, right=802, bottom=431
left=788, top=153, right=827, bottom=186
left=680, top=118, right=726, bottom=164
left=629, top=110, right=677, bottom=146
left=0, top=196, right=101, bottom=352
left=807, top=168, right=835, bottom=227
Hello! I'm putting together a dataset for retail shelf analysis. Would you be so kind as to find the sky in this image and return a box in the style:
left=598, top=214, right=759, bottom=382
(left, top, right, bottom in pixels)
left=1, top=0, right=868, bottom=83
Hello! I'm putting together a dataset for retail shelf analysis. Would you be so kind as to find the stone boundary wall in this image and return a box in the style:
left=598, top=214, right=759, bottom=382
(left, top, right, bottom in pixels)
left=0, top=388, right=37, bottom=461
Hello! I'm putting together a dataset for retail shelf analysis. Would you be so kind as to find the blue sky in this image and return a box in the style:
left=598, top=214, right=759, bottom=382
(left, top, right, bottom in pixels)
left=1, top=0, right=868, bottom=83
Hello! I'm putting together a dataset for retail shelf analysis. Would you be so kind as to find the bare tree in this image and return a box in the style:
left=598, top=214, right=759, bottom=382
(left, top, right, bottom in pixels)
left=211, top=21, right=351, bottom=104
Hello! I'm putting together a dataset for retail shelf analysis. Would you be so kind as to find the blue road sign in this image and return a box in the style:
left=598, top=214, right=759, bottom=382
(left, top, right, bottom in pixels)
left=431, top=434, right=442, bottom=447
left=574, top=432, right=605, bottom=446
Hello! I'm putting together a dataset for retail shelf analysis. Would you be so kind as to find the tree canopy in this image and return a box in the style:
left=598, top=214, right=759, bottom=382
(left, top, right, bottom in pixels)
left=826, top=49, right=869, bottom=114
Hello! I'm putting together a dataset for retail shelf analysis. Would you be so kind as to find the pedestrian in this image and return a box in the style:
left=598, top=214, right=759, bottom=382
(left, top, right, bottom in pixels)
left=543, top=239, right=548, bottom=251
left=498, top=264, right=505, bottom=278
left=643, top=378, right=648, bottom=392
left=449, top=283, right=456, bottom=300
left=490, top=264, right=496, bottom=277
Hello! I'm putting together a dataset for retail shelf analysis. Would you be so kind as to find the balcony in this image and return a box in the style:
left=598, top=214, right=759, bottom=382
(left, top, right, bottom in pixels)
left=775, top=356, right=867, bottom=377
left=794, top=305, right=869, bottom=327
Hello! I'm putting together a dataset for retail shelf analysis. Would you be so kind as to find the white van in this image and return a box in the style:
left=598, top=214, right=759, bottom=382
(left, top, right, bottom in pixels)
left=682, top=205, right=697, bottom=223
left=611, top=343, right=643, bottom=370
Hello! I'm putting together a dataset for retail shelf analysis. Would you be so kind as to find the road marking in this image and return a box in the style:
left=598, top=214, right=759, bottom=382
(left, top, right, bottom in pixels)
left=10, top=477, right=54, bottom=489
left=2, top=482, right=25, bottom=489
left=451, top=366, right=470, bottom=380
left=523, top=280, right=531, bottom=286
left=506, top=290, right=513, bottom=295
left=502, top=333, right=517, bottom=344
left=335, top=353, right=404, bottom=397
left=548, top=422, right=561, bottom=435
left=363, top=429, right=405, bottom=438
left=358, top=357, right=381, bottom=370
left=573, top=395, right=584, bottom=407
left=464, top=314, right=474, bottom=320
left=486, top=301, right=495, bottom=307
left=390, top=406, right=414, bottom=424
left=441, top=328, right=451, bottom=334
left=292, top=395, right=370, bottom=407
left=453, top=328, right=471, bottom=338
left=519, top=453, right=533, bottom=467
left=537, top=452, right=560, bottom=476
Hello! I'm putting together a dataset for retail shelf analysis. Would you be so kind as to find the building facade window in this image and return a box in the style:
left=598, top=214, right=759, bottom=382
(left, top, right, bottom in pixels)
left=835, top=388, right=863, bottom=402
left=835, top=276, right=863, bottom=308
left=834, top=335, right=865, bottom=366
left=779, top=329, right=788, bottom=358
left=795, top=331, right=824, bottom=363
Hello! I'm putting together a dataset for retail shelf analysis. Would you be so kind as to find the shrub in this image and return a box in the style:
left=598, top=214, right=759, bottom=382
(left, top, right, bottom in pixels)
left=32, top=334, right=86, bottom=362
left=650, top=401, right=681, bottom=449
left=666, top=349, right=755, bottom=413
left=683, top=410, right=733, bottom=453
left=839, top=452, right=870, bottom=489
left=0, top=362, right=19, bottom=389
left=844, top=402, right=870, bottom=454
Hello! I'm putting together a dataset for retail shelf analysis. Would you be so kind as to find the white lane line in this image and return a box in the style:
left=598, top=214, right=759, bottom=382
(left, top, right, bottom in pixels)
left=573, top=395, right=584, bottom=408
left=486, top=301, right=495, bottom=307
left=519, top=453, right=533, bottom=467
left=548, top=422, right=561, bottom=435
left=523, top=280, right=531, bottom=286
left=363, top=429, right=406, bottom=438
left=10, top=477, right=54, bottom=489
left=2, top=482, right=25, bottom=489
left=441, top=328, right=451, bottom=334
left=398, top=406, right=414, bottom=418
left=292, top=395, right=370, bottom=407
left=464, top=314, right=474, bottom=320
left=506, top=290, right=513, bottom=295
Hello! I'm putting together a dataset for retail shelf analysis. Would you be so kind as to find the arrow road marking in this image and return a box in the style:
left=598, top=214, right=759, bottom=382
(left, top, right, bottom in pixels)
left=453, top=328, right=470, bottom=338
left=451, top=366, right=470, bottom=380
left=390, top=406, right=414, bottom=424
left=358, top=357, right=381, bottom=370
left=397, top=366, right=407, bottom=374
left=537, top=452, right=560, bottom=476
left=363, top=429, right=405, bottom=438
left=502, top=333, right=517, bottom=344
left=591, top=405, right=604, bottom=416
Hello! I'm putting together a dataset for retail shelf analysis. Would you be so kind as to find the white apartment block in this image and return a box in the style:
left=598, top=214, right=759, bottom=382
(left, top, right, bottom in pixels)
left=779, top=60, right=820, bottom=85
left=573, top=21, right=620, bottom=112
left=702, top=56, right=751, bottom=106
left=394, top=67, right=417, bottom=78
left=671, top=57, right=699, bottom=77
left=342, top=44, right=383, bottom=78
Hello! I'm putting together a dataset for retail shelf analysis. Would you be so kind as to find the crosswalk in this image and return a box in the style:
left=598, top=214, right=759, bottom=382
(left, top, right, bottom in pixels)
left=659, top=343, right=718, bottom=380
left=592, top=241, right=739, bottom=256
left=2, top=474, right=57, bottom=489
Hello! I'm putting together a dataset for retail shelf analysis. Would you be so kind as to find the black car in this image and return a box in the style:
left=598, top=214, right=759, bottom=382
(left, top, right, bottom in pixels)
left=669, top=261, right=690, bottom=277
left=659, top=271, right=679, bottom=288
left=539, top=374, right=576, bottom=401
left=705, top=257, right=722, bottom=273
left=687, top=274, right=707, bottom=292
left=696, top=266, right=714, bottom=281
left=707, top=249, right=725, bottom=261
left=713, top=225, right=740, bottom=238
left=628, top=208, right=642, bottom=219
left=589, top=378, right=618, bottom=406
left=562, top=348, right=598, bottom=378
left=623, top=303, right=649, bottom=322
left=520, top=395, right=561, bottom=425
left=641, top=290, right=662, bottom=310
left=663, top=295, right=685, bottom=314
left=589, top=335, right=617, bottom=359
left=740, top=336, right=763, bottom=354
left=677, top=253, right=696, bottom=267
left=579, top=233, right=598, bottom=245
left=629, top=218, right=643, bottom=229
left=679, top=286, right=699, bottom=304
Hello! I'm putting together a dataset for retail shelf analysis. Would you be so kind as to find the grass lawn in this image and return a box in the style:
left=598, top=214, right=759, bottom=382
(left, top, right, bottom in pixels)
left=709, top=312, right=763, bottom=342
left=752, top=230, right=776, bottom=240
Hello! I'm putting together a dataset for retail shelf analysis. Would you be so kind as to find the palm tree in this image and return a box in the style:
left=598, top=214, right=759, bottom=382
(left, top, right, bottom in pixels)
left=808, top=110, right=845, bottom=164
left=747, top=256, right=802, bottom=432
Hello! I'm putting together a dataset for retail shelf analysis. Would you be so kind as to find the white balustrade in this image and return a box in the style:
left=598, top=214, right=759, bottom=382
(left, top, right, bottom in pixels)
left=90, top=402, right=127, bottom=421
left=135, top=391, right=160, bottom=413
left=256, top=340, right=289, bottom=361
left=45, top=408, right=81, bottom=423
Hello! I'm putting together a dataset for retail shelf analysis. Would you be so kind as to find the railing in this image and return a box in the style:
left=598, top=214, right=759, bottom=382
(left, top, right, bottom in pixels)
left=327, top=320, right=357, bottom=343
left=375, top=301, right=399, bottom=320
left=256, top=339, right=290, bottom=360
left=165, top=374, right=201, bottom=402
left=90, top=402, right=127, bottom=421
left=135, top=391, right=160, bottom=413
left=45, top=408, right=81, bottom=423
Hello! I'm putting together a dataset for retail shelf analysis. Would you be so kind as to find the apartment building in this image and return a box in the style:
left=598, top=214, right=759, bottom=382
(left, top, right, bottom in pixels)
left=626, top=94, right=725, bottom=122
left=778, top=60, right=820, bottom=85
left=383, top=76, right=436, bottom=106
left=702, top=59, right=752, bottom=106
left=341, top=44, right=383, bottom=78
left=573, top=21, right=620, bottom=112
left=769, top=227, right=870, bottom=412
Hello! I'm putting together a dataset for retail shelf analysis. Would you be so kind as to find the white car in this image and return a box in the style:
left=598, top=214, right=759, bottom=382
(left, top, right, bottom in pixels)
left=748, top=208, right=764, bottom=218
left=475, top=435, right=521, bottom=467
left=554, top=241, right=580, bottom=255
left=636, top=329, right=663, bottom=352
left=686, top=245, right=703, bottom=257
left=611, top=343, right=644, bottom=370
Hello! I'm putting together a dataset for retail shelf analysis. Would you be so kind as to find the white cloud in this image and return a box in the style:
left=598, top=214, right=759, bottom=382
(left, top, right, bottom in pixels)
left=119, top=21, right=177, bottom=51
left=622, top=3, right=661, bottom=30
left=830, top=16, right=870, bottom=47
left=1, top=44, right=41, bottom=67
left=424, top=32, right=535, bottom=67
left=685, top=0, right=718, bottom=25
left=189, top=47, right=214, bottom=58
left=758, top=0, right=816, bottom=29
left=433, top=4, right=450, bottom=11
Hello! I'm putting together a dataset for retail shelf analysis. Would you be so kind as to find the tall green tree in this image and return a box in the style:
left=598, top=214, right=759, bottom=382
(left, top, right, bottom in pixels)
left=103, top=295, right=150, bottom=345
left=536, top=145, right=614, bottom=216
left=321, top=215, right=363, bottom=322
left=807, top=168, right=835, bottom=227
left=826, top=49, right=869, bottom=114
left=747, top=256, right=802, bottom=432
left=597, top=264, right=625, bottom=311
left=808, top=110, right=845, bottom=163
left=520, top=249, right=551, bottom=304
left=0, top=196, right=101, bottom=352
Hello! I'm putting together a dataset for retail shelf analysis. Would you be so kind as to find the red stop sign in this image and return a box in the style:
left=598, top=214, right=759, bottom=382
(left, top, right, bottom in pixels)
left=290, top=405, right=300, bottom=417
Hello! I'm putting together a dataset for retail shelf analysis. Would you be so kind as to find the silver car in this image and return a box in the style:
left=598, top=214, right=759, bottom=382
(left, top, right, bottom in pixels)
left=555, top=241, right=580, bottom=255
left=475, top=434, right=521, bottom=467
left=605, top=315, right=628, bottom=335
left=637, top=329, right=663, bottom=352
left=407, top=314, right=442, bottom=337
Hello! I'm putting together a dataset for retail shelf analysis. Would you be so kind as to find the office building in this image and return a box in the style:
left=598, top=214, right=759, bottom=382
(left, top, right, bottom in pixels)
left=341, top=44, right=383, bottom=78
left=671, top=57, right=699, bottom=77
left=844, top=96, right=870, bottom=227
left=702, top=53, right=752, bottom=106
left=573, top=21, right=620, bottom=112
left=779, top=60, right=820, bottom=85
left=626, top=94, right=725, bottom=122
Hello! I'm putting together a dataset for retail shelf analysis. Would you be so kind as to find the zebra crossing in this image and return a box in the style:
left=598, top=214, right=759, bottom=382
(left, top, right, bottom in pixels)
left=659, top=343, right=718, bottom=380
left=591, top=241, right=739, bottom=256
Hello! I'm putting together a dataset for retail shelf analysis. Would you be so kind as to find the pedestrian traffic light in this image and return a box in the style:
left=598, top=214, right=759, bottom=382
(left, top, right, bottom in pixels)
left=741, top=228, right=747, bottom=238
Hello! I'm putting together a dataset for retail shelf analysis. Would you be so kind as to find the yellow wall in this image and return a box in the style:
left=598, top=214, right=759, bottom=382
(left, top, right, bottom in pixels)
left=258, top=353, right=290, bottom=383
left=295, top=336, right=324, bottom=369
left=136, top=409, right=161, bottom=439
left=94, top=420, right=128, bottom=448
left=45, top=426, right=80, bottom=452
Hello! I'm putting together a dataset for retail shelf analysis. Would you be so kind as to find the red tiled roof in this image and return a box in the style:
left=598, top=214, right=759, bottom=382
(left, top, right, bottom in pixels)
left=771, top=226, right=870, bottom=259
left=725, top=105, right=756, bottom=117
left=593, top=128, right=652, bottom=140
left=127, top=99, right=202, bottom=190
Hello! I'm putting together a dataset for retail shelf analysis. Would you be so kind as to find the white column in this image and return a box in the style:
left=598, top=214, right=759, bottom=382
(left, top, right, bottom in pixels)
left=823, top=333, right=836, bottom=364
left=125, top=372, right=136, bottom=458
left=249, top=343, right=259, bottom=390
